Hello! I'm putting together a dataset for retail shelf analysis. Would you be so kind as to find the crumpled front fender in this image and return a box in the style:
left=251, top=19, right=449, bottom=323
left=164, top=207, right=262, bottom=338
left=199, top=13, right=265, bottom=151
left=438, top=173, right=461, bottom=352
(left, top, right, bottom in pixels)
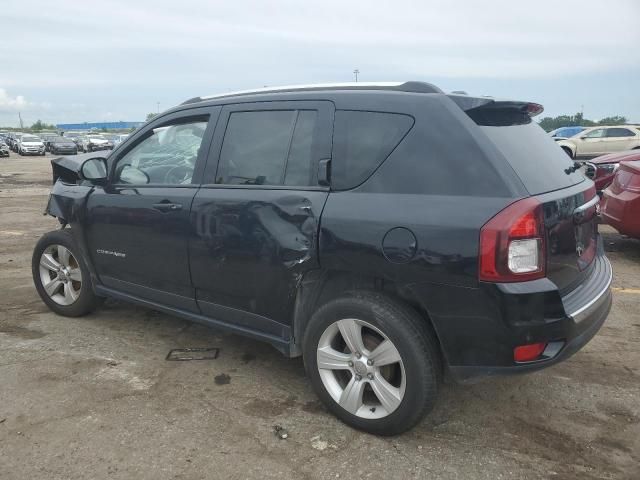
left=45, top=180, right=93, bottom=223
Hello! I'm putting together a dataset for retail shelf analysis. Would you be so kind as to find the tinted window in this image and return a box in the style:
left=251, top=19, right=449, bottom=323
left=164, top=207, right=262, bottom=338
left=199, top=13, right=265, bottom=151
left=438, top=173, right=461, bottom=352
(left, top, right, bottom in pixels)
left=115, top=118, right=208, bottom=185
left=216, top=110, right=317, bottom=186
left=480, top=123, right=583, bottom=195
left=285, top=110, right=318, bottom=186
left=606, top=128, right=635, bottom=138
left=332, top=110, right=414, bottom=190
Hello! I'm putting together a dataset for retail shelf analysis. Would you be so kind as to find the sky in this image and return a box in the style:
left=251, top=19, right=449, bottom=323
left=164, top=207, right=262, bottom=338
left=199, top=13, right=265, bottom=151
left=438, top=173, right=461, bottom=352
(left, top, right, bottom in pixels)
left=1, top=0, right=639, bottom=127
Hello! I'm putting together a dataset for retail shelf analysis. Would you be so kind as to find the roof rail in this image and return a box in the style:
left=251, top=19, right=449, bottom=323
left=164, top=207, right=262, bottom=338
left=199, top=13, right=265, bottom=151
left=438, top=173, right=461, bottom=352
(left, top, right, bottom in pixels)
left=181, top=81, right=442, bottom=105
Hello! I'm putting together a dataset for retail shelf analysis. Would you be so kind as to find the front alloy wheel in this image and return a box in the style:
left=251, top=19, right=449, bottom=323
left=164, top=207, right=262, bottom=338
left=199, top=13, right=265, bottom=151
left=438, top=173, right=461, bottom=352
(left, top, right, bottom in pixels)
left=38, top=244, right=83, bottom=305
left=317, top=318, right=406, bottom=419
left=32, top=229, right=100, bottom=317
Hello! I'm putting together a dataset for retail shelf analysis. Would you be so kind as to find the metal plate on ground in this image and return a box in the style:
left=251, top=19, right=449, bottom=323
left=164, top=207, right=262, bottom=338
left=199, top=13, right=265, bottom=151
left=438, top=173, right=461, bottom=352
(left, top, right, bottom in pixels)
left=166, top=348, right=220, bottom=361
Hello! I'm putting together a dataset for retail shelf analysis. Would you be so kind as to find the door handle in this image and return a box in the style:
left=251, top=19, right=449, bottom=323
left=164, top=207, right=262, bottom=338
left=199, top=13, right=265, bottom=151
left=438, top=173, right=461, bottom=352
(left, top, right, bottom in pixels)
left=152, top=202, right=183, bottom=212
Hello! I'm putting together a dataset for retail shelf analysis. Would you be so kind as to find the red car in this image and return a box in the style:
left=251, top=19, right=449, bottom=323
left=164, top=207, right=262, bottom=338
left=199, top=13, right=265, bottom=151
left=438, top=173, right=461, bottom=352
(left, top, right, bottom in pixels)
left=601, top=160, right=640, bottom=239
left=585, top=150, right=640, bottom=192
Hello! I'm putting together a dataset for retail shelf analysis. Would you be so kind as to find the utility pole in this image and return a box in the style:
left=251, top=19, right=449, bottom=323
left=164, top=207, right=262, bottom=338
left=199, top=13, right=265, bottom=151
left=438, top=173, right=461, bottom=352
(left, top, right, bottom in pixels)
left=18, top=112, right=24, bottom=129
left=353, top=69, right=359, bottom=82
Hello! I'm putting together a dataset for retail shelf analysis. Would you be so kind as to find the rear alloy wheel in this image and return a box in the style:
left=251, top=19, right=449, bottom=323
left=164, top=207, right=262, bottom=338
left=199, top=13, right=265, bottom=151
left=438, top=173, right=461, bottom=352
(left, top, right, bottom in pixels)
left=304, top=292, right=440, bottom=435
left=317, top=318, right=406, bottom=419
left=32, top=229, right=100, bottom=317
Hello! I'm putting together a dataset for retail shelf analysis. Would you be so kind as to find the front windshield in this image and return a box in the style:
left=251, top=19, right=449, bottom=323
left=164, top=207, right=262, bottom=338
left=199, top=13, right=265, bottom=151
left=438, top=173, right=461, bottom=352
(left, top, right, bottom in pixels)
left=22, top=136, right=41, bottom=142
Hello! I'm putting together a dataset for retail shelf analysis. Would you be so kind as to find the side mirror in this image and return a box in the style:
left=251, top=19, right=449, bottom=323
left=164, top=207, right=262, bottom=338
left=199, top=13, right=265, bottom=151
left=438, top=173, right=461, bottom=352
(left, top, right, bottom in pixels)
left=80, top=157, right=108, bottom=184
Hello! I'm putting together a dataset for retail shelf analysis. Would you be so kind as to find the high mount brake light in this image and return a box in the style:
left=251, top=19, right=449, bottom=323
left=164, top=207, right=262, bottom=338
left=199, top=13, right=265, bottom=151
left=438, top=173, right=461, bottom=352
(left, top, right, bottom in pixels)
left=526, top=103, right=544, bottom=117
left=479, top=197, right=546, bottom=282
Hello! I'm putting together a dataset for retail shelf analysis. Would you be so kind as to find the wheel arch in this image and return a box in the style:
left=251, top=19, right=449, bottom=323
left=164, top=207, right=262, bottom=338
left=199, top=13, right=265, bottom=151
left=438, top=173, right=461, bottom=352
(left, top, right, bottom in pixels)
left=561, top=145, right=575, bottom=158
left=290, top=269, right=445, bottom=364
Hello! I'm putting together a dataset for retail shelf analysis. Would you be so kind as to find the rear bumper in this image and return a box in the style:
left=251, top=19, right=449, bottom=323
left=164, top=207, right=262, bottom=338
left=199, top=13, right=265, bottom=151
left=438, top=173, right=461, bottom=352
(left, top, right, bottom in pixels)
left=412, top=239, right=613, bottom=384
left=448, top=254, right=612, bottom=382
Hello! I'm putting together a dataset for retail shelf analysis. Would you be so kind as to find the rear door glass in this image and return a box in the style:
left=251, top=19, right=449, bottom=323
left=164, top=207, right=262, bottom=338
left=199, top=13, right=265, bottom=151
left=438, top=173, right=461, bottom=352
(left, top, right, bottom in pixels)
left=606, top=128, right=635, bottom=137
left=216, top=110, right=318, bottom=186
left=480, top=123, right=584, bottom=195
left=332, top=110, right=414, bottom=190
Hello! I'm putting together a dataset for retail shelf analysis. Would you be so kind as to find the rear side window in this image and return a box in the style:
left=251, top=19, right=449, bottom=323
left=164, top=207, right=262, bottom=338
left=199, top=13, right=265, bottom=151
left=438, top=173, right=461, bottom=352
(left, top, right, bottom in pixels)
left=332, top=110, right=413, bottom=190
left=216, top=110, right=318, bottom=186
left=606, top=128, right=635, bottom=138
left=480, top=123, right=583, bottom=195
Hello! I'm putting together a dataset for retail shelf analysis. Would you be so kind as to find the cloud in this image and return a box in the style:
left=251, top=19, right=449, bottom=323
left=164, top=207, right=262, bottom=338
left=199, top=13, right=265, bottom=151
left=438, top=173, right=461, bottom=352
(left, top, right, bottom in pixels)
left=0, top=0, right=638, bottom=125
left=0, top=89, right=29, bottom=112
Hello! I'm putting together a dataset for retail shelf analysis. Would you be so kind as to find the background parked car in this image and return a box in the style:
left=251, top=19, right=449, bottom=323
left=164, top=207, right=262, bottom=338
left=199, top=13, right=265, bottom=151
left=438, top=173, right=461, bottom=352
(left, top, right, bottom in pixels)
left=548, top=126, right=586, bottom=139
left=0, top=141, right=9, bottom=157
left=48, top=136, right=79, bottom=155
left=557, top=125, right=640, bottom=158
left=40, top=133, right=60, bottom=151
left=582, top=150, right=640, bottom=193
left=80, top=135, right=113, bottom=152
left=8, top=132, right=25, bottom=152
left=17, top=134, right=46, bottom=156
left=104, top=133, right=130, bottom=146
left=601, top=160, right=640, bottom=239
left=63, top=133, right=84, bottom=149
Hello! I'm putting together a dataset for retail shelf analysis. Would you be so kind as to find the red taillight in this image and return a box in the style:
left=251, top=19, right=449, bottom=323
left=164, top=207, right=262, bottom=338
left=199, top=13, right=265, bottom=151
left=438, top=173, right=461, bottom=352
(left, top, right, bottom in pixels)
left=479, top=197, right=545, bottom=282
left=621, top=171, right=640, bottom=192
left=514, top=342, right=547, bottom=362
left=509, top=211, right=538, bottom=237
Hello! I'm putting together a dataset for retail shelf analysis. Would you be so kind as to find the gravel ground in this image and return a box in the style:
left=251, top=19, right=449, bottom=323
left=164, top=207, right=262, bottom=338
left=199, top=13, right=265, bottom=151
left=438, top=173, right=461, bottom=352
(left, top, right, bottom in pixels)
left=1, top=153, right=639, bottom=480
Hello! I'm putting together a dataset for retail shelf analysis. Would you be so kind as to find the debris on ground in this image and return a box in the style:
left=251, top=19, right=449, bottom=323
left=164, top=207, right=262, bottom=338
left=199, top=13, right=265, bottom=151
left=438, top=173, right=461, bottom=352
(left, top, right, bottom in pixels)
left=166, top=347, right=220, bottom=361
left=214, top=373, right=231, bottom=385
left=310, top=435, right=328, bottom=450
left=273, top=425, right=289, bottom=440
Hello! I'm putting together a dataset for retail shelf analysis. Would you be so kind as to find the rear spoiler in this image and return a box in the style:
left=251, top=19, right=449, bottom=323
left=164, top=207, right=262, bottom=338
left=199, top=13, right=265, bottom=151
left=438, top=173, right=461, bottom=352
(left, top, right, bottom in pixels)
left=448, top=94, right=544, bottom=126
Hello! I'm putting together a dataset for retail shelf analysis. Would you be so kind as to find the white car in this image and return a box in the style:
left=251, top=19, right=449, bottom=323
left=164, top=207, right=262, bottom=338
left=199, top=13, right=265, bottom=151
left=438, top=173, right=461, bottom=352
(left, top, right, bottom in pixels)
left=81, top=135, right=113, bottom=153
left=17, top=135, right=46, bottom=156
left=556, top=125, right=640, bottom=159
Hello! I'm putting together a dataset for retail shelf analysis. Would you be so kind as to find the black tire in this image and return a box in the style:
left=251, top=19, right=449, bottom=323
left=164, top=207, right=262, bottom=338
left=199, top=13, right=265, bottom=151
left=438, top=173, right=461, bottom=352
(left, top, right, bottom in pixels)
left=303, top=291, right=441, bottom=435
left=561, top=146, right=573, bottom=158
left=32, top=229, right=100, bottom=317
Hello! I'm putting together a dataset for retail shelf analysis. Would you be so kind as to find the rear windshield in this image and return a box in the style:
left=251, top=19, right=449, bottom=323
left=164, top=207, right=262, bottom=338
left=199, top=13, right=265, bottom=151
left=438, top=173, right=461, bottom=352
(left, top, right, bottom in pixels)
left=480, top=123, right=584, bottom=195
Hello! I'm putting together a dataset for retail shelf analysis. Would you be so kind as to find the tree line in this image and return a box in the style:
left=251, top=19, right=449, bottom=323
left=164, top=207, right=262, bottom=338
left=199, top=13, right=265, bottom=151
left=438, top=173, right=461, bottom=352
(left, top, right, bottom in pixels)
left=538, top=112, right=628, bottom=132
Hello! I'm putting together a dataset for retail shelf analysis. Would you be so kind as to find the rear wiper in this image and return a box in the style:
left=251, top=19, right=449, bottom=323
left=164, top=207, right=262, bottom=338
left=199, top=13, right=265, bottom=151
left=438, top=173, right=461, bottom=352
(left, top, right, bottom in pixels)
left=564, top=161, right=582, bottom=175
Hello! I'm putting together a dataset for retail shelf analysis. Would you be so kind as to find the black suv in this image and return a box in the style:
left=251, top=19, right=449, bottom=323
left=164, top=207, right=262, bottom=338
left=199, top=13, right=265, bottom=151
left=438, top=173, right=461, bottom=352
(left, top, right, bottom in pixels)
left=32, top=82, right=612, bottom=435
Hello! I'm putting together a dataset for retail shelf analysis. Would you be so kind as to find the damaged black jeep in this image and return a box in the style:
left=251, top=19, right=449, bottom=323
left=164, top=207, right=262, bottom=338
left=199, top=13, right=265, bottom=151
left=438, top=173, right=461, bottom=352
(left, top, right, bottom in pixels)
left=33, top=82, right=611, bottom=435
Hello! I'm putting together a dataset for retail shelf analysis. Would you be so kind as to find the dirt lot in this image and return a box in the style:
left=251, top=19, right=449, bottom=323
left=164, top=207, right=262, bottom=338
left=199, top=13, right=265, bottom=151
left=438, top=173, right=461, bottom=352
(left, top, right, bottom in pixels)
left=1, top=153, right=639, bottom=480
